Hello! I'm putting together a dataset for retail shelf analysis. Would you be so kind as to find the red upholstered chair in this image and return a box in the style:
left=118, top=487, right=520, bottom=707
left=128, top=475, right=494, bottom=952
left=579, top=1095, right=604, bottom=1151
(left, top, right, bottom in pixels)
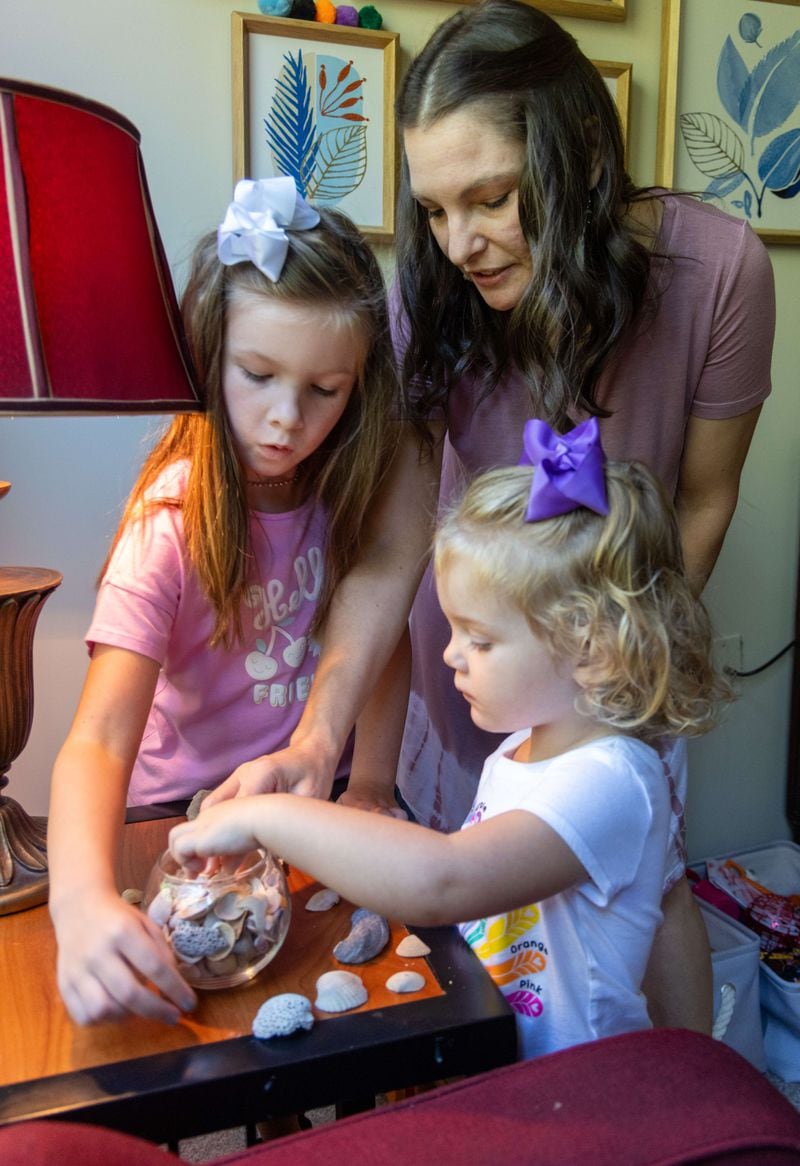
left=2, top=1029, right=800, bottom=1165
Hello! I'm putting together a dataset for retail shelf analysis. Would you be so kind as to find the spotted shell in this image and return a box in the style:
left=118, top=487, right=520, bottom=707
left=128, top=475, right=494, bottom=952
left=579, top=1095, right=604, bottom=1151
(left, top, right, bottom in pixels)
left=252, top=993, right=315, bottom=1039
left=333, top=908, right=390, bottom=964
left=314, top=970, right=368, bottom=1013
left=172, top=919, right=235, bottom=960
left=395, top=934, right=431, bottom=958
left=386, top=970, right=426, bottom=994
left=306, top=888, right=340, bottom=912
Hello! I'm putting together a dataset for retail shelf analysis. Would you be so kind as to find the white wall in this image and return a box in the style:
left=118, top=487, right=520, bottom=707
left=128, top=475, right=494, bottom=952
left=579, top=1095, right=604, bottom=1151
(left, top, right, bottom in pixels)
left=1, top=0, right=798, bottom=864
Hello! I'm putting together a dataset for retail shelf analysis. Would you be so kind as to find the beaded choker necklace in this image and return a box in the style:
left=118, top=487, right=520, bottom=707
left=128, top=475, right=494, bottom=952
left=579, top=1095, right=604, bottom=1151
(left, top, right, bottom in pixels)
left=246, top=467, right=300, bottom=488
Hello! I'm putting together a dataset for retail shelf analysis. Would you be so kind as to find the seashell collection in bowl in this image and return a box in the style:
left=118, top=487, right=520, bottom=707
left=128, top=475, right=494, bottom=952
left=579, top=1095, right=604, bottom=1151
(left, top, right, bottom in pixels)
left=142, top=848, right=291, bottom=990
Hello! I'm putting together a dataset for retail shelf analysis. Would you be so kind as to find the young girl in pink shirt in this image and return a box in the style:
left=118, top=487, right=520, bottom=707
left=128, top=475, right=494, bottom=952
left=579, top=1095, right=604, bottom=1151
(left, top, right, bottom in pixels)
left=48, top=178, right=400, bottom=1026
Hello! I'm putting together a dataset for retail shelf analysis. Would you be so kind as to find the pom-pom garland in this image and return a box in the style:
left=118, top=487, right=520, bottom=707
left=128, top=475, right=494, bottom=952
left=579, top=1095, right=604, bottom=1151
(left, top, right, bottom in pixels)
left=335, top=5, right=359, bottom=25
left=358, top=4, right=382, bottom=29
left=257, top=1, right=385, bottom=29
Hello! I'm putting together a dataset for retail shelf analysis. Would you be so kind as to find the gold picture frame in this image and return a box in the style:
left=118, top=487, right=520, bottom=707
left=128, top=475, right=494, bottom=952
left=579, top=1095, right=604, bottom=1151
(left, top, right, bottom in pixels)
left=594, top=60, right=632, bottom=164
left=657, top=0, right=800, bottom=244
left=443, top=0, right=625, bottom=20
left=232, top=12, right=398, bottom=241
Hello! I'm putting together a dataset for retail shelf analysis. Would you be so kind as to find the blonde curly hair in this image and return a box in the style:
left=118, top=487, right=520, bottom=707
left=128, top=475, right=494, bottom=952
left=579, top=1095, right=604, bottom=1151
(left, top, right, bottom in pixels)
left=434, top=460, right=733, bottom=742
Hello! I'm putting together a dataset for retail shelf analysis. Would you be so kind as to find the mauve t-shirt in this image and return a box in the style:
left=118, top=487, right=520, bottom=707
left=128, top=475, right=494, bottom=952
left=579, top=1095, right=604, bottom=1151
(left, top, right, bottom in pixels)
left=397, top=193, right=775, bottom=831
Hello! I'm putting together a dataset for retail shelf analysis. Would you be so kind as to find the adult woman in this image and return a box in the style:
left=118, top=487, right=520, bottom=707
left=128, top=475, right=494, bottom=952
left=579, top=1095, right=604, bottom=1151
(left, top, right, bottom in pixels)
left=390, top=0, right=773, bottom=1030
left=211, top=0, right=774, bottom=1030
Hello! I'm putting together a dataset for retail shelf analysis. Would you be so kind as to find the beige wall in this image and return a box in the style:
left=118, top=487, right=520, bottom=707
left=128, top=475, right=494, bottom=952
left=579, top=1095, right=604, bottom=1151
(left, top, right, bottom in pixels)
left=1, top=0, right=797, bottom=861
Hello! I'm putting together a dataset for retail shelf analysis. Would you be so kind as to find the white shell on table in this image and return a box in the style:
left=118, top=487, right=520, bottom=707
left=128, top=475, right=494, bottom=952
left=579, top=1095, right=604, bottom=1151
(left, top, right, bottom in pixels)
left=395, top=934, right=431, bottom=958
left=386, top=970, right=426, bottom=994
left=305, top=888, right=341, bottom=912
left=314, top=969, right=368, bottom=1013
left=252, top=993, right=315, bottom=1039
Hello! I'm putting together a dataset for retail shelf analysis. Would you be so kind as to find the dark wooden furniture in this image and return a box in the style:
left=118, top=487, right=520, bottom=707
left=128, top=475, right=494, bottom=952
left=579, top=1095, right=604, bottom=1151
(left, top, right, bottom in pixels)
left=0, top=815, right=517, bottom=1144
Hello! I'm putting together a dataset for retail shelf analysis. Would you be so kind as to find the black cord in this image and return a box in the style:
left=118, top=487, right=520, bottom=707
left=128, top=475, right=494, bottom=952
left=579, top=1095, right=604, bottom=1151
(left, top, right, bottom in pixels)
left=727, top=639, right=796, bottom=678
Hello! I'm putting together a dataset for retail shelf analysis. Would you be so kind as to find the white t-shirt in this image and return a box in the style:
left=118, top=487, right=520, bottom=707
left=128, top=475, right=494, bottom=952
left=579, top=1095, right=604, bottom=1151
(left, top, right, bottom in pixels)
left=458, top=732, right=671, bottom=1059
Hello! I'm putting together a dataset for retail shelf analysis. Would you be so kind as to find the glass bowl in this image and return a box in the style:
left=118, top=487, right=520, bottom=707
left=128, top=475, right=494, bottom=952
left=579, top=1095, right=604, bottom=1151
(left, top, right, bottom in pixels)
left=142, top=848, right=291, bottom=990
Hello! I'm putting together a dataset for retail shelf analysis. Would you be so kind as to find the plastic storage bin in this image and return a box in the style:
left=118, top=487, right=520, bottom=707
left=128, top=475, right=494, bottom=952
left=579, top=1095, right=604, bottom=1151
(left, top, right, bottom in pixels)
left=697, top=898, right=766, bottom=1071
left=694, top=841, right=800, bottom=1081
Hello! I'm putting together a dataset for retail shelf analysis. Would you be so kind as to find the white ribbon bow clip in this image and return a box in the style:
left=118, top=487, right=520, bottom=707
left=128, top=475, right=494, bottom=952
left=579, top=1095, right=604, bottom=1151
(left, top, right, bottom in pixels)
left=217, top=176, right=320, bottom=281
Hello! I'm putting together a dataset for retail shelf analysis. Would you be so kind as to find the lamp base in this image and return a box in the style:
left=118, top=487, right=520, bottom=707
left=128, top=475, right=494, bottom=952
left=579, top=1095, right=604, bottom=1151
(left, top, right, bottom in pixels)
left=0, top=566, right=62, bottom=916
left=0, top=789, right=48, bottom=915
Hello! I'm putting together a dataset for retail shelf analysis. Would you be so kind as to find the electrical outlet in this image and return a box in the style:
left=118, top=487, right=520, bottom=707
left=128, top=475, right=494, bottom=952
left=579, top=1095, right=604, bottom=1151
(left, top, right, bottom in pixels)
left=712, top=634, right=743, bottom=676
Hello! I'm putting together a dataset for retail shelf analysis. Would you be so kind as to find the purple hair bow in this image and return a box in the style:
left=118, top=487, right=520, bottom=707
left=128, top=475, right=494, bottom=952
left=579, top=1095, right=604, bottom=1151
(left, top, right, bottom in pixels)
left=519, top=417, right=609, bottom=521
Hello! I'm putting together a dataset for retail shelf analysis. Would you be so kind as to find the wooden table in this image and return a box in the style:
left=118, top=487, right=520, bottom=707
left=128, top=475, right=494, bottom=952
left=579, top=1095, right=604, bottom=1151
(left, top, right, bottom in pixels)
left=0, top=814, right=517, bottom=1143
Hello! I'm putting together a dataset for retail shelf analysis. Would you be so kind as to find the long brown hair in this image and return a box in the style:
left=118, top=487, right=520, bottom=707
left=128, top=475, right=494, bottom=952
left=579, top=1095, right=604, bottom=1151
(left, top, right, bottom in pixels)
left=101, top=208, right=400, bottom=647
left=396, top=0, right=655, bottom=436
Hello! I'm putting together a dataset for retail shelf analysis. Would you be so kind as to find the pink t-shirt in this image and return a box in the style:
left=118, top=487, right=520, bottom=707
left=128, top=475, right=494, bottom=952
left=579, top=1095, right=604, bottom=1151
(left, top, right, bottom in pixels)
left=397, top=194, right=775, bottom=833
left=87, top=465, right=329, bottom=805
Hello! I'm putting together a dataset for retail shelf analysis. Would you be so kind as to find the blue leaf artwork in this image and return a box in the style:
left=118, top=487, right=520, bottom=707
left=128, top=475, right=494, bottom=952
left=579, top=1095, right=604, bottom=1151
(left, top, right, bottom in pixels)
left=263, top=49, right=369, bottom=207
left=679, top=11, right=800, bottom=222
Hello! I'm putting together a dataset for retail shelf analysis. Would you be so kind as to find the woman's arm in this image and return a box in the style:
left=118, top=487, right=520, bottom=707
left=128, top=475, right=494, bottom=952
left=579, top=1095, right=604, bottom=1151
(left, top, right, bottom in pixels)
left=171, top=794, right=585, bottom=926
left=674, top=406, right=762, bottom=593
left=204, top=424, right=444, bottom=807
left=339, top=625, right=412, bottom=817
left=48, top=644, right=197, bottom=1024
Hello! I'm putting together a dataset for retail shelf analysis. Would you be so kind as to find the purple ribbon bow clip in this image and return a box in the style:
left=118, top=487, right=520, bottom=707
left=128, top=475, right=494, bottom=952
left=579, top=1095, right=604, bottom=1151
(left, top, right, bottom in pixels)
left=519, top=417, right=609, bottom=521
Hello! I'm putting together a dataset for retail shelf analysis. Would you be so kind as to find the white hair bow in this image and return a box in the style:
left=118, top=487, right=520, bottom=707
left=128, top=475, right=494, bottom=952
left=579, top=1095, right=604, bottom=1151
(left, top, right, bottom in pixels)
left=217, top=177, right=320, bottom=281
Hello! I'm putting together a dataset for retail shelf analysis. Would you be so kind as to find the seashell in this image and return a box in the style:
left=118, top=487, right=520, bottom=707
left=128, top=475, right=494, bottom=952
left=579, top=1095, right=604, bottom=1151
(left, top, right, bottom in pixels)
left=186, top=788, right=211, bottom=820
left=240, top=893, right=269, bottom=935
left=233, top=932, right=257, bottom=962
left=122, top=887, right=143, bottom=905
left=173, top=882, right=215, bottom=920
left=204, top=920, right=237, bottom=958
left=333, top=908, right=389, bottom=964
left=146, top=886, right=175, bottom=927
left=386, top=970, right=426, bottom=994
left=395, top=934, right=431, bottom=958
left=264, top=885, right=285, bottom=912
left=213, top=891, right=247, bottom=922
left=252, top=993, right=315, bottom=1039
left=205, top=952, right=240, bottom=977
left=172, top=919, right=234, bottom=960
left=306, top=888, right=340, bottom=912
left=314, top=969, right=368, bottom=1013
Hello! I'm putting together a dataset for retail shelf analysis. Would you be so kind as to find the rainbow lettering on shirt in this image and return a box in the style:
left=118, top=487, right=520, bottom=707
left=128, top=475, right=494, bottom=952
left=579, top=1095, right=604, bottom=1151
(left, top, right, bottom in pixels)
left=462, top=904, right=547, bottom=1021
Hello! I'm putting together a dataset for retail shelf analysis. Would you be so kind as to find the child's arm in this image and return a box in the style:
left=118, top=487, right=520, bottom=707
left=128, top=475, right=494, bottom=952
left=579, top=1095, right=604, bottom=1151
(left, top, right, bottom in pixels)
left=202, top=426, right=440, bottom=808
left=48, top=644, right=197, bottom=1025
left=169, top=795, right=586, bottom=926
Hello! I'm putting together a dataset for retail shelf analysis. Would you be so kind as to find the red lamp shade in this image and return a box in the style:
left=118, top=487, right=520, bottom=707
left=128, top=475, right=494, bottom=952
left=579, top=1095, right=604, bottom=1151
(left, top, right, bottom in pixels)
left=0, top=78, right=201, bottom=412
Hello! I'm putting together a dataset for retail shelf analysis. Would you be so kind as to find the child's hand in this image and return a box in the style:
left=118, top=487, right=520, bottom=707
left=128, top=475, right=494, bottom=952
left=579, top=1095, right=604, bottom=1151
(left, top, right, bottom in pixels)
left=51, top=888, right=197, bottom=1026
left=169, top=798, right=261, bottom=870
left=202, top=741, right=334, bottom=809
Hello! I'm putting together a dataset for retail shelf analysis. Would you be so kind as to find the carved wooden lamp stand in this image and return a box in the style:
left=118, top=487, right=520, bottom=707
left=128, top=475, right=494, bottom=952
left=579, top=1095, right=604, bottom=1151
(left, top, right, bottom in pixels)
left=0, top=527, right=62, bottom=913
